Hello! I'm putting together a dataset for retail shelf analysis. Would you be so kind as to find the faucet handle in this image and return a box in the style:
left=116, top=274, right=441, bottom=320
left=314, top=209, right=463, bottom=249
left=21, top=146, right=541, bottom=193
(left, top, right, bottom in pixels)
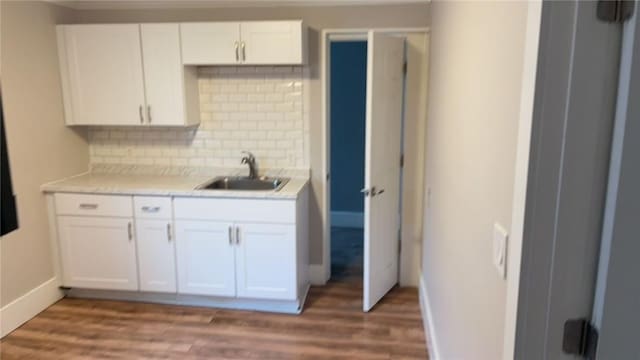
left=241, top=151, right=255, bottom=161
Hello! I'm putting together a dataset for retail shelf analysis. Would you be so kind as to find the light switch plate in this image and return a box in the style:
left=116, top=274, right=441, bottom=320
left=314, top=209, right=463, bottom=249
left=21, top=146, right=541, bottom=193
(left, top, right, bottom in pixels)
left=493, top=223, right=508, bottom=279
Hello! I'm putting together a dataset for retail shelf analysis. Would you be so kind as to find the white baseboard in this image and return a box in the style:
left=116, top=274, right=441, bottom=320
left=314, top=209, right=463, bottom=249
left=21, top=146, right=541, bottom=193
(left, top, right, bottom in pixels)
left=331, top=211, right=364, bottom=228
left=419, top=273, right=441, bottom=360
left=0, top=277, right=63, bottom=338
left=309, top=264, right=327, bottom=285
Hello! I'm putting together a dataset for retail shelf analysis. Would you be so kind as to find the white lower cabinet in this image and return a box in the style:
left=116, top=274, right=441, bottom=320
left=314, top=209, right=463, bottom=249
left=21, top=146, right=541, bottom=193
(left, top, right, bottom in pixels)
left=135, top=219, right=177, bottom=293
left=235, top=223, right=296, bottom=300
left=58, top=216, right=138, bottom=291
left=52, top=190, right=309, bottom=313
left=174, top=220, right=236, bottom=297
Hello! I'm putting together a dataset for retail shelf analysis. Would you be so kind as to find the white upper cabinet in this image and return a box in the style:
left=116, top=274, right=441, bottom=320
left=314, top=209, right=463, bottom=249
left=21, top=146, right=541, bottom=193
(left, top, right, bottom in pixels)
left=180, top=22, right=241, bottom=65
left=57, top=24, right=199, bottom=127
left=140, top=24, right=199, bottom=127
left=57, top=25, right=146, bottom=126
left=240, top=21, right=305, bottom=65
left=179, top=21, right=306, bottom=65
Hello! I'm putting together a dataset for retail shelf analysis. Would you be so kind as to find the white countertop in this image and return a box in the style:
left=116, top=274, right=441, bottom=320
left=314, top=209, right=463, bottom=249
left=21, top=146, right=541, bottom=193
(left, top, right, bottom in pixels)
left=41, top=172, right=308, bottom=200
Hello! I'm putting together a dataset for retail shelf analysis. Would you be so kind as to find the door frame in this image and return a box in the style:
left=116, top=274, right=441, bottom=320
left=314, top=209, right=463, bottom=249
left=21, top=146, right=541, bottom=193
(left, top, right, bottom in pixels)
left=320, top=27, right=430, bottom=286
left=509, top=1, right=624, bottom=359
left=591, top=4, right=639, bottom=356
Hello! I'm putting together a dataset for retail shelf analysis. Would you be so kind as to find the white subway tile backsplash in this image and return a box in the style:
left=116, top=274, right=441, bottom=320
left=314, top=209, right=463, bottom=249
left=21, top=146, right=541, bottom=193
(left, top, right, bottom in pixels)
left=88, top=66, right=308, bottom=170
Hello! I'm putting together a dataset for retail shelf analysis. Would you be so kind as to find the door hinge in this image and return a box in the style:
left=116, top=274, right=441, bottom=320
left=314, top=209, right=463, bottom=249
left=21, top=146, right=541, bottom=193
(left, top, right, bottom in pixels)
left=563, top=318, right=599, bottom=359
left=400, top=154, right=404, bottom=168
left=402, top=61, right=408, bottom=75
left=398, top=231, right=402, bottom=254
left=597, top=0, right=634, bottom=23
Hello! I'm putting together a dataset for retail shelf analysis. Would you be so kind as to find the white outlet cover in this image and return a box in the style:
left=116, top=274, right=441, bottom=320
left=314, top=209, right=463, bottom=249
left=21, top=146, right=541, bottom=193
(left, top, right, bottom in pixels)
left=493, top=223, right=508, bottom=279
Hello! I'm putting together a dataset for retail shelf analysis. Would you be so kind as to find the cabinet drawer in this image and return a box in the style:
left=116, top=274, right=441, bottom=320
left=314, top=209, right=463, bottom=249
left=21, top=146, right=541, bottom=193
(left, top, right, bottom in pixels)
left=55, top=193, right=133, bottom=217
left=134, top=196, right=172, bottom=219
left=173, top=197, right=295, bottom=224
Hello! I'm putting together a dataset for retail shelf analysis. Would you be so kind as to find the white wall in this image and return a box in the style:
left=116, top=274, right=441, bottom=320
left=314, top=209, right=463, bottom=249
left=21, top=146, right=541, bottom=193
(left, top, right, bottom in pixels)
left=421, top=2, right=532, bottom=359
left=0, top=1, right=89, bottom=306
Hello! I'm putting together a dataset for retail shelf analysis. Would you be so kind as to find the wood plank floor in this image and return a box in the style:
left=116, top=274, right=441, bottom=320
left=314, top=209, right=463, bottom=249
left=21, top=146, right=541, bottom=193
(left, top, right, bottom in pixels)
left=0, top=281, right=428, bottom=359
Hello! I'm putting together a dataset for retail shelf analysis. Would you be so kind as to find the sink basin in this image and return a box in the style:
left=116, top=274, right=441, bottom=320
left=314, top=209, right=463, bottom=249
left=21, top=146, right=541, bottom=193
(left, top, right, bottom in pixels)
left=196, top=176, right=290, bottom=191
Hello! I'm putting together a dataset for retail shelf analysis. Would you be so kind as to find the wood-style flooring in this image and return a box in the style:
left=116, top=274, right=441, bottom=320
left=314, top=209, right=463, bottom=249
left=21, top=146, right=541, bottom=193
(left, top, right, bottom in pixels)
left=0, top=283, right=428, bottom=359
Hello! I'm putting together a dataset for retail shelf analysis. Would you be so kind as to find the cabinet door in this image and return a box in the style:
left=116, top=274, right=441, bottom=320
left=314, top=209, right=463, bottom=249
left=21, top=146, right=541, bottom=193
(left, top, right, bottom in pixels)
left=140, top=24, right=186, bottom=126
left=240, top=21, right=304, bottom=65
left=58, top=216, right=138, bottom=290
left=58, top=25, right=146, bottom=125
left=235, top=223, right=296, bottom=300
left=136, top=219, right=177, bottom=293
left=175, top=221, right=236, bottom=296
left=180, top=23, right=241, bottom=65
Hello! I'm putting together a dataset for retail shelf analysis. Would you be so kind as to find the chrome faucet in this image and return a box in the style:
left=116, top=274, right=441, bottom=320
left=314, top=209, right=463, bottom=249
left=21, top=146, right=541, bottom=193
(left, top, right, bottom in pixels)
left=241, top=151, right=258, bottom=179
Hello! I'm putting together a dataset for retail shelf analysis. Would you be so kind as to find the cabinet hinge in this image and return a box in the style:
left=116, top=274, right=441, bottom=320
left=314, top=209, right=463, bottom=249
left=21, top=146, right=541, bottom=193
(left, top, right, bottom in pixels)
left=563, top=318, right=599, bottom=359
left=597, top=0, right=634, bottom=23
left=400, top=154, right=404, bottom=168
left=402, top=61, right=408, bottom=75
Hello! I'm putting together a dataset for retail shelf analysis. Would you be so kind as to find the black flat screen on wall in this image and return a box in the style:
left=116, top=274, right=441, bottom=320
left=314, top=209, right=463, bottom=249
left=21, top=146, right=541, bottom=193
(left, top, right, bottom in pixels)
left=1, top=94, right=18, bottom=236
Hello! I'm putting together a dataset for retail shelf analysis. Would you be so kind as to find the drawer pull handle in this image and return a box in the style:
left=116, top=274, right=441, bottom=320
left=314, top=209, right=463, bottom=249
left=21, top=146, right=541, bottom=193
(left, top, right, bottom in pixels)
left=228, top=226, right=233, bottom=245
left=141, top=206, right=161, bottom=213
left=127, top=222, right=133, bottom=241
left=79, top=203, right=98, bottom=210
left=235, top=226, right=240, bottom=245
left=167, top=223, right=172, bottom=242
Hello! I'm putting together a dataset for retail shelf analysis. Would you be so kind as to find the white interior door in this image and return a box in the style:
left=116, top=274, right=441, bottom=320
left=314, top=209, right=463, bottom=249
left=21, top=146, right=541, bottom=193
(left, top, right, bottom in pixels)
left=363, top=31, right=405, bottom=312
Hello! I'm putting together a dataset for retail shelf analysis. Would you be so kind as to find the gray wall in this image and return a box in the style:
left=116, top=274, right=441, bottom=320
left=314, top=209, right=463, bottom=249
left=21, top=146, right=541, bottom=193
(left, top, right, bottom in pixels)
left=72, top=3, right=431, bottom=266
left=330, top=41, right=366, bottom=214
left=422, top=2, right=530, bottom=359
left=0, top=1, right=89, bottom=306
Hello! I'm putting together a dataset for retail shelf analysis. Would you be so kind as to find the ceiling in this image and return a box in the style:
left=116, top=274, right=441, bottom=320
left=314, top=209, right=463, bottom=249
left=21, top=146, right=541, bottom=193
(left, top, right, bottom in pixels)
left=48, top=0, right=430, bottom=10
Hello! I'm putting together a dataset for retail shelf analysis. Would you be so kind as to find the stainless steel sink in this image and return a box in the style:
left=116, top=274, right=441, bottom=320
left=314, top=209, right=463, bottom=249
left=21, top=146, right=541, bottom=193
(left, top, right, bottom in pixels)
left=196, top=176, right=290, bottom=191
